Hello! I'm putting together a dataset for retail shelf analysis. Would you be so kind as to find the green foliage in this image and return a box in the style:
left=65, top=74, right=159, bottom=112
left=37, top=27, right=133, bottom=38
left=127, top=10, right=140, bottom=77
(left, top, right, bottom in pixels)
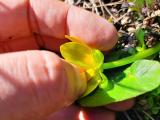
left=145, top=0, right=153, bottom=7
left=138, top=86, right=160, bottom=115
left=102, top=43, right=160, bottom=69
left=128, top=0, right=153, bottom=11
left=135, top=28, right=146, bottom=50
left=128, top=0, right=145, bottom=11
left=78, top=60, right=160, bottom=107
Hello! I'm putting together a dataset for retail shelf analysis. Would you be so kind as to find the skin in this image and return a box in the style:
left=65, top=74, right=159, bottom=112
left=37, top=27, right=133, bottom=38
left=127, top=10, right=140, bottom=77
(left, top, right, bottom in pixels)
left=0, top=0, right=134, bottom=120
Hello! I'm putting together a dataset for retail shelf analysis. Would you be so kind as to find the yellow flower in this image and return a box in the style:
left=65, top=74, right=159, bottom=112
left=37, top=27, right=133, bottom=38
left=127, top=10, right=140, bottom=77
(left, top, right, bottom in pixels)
left=60, top=35, right=107, bottom=97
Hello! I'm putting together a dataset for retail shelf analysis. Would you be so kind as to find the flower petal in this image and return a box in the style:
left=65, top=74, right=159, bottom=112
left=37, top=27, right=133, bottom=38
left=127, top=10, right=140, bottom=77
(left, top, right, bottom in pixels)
left=86, top=69, right=96, bottom=80
left=60, top=42, right=103, bottom=69
left=80, top=72, right=102, bottom=98
left=65, top=35, right=85, bottom=45
left=60, top=42, right=94, bottom=68
left=92, top=49, right=104, bottom=69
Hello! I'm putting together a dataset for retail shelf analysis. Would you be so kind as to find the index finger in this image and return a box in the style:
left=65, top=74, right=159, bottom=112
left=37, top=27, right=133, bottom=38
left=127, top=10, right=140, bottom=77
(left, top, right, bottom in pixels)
left=0, top=0, right=117, bottom=52
left=30, top=0, right=118, bottom=51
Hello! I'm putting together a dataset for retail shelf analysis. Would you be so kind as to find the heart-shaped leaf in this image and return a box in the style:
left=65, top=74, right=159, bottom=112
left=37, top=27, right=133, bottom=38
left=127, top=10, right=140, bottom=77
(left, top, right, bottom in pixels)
left=78, top=60, right=160, bottom=107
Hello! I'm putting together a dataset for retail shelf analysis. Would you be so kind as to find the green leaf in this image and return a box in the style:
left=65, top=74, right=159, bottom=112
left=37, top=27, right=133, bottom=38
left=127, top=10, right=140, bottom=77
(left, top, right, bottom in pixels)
left=103, top=43, right=160, bottom=69
left=105, top=50, right=132, bottom=62
left=99, top=72, right=109, bottom=89
left=60, top=42, right=104, bottom=69
left=128, top=0, right=145, bottom=11
left=151, top=107, right=159, bottom=115
left=135, top=0, right=145, bottom=9
left=145, top=0, right=153, bottom=7
left=78, top=60, right=160, bottom=107
left=135, top=28, right=146, bottom=49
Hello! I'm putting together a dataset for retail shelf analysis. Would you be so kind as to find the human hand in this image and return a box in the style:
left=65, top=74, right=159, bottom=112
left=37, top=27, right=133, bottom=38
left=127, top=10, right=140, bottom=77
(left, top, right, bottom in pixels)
left=0, top=0, right=134, bottom=120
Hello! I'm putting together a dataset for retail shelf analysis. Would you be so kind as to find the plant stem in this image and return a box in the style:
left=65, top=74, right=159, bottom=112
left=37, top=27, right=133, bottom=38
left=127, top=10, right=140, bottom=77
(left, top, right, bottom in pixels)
left=102, top=43, right=160, bottom=69
left=142, top=110, right=155, bottom=120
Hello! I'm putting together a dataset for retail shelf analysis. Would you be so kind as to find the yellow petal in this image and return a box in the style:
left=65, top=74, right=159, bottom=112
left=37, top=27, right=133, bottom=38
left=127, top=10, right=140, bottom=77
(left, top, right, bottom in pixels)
left=60, top=42, right=104, bottom=69
left=92, top=49, right=104, bottom=69
left=80, top=72, right=101, bottom=98
left=60, top=42, right=94, bottom=68
left=65, top=35, right=85, bottom=45
left=86, top=69, right=96, bottom=80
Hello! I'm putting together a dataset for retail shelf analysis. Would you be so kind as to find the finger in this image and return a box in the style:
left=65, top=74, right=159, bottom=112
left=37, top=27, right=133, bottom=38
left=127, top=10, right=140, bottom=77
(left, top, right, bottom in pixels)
left=0, top=0, right=117, bottom=52
left=0, top=51, right=86, bottom=120
left=30, top=0, right=118, bottom=51
left=106, top=99, right=135, bottom=111
left=0, top=36, right=66, bottom=53
left=83, top=107, right=115, bottom=120
left=47, top=105, right=115, bottom=120
left=47, top=105, right=80, bottom=120
left=0, top=0, right=31, bottom=40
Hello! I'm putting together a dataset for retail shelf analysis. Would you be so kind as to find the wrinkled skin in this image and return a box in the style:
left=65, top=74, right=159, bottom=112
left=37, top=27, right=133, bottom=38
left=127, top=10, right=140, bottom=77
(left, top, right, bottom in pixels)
left=0, top=0, right=134, bottom=120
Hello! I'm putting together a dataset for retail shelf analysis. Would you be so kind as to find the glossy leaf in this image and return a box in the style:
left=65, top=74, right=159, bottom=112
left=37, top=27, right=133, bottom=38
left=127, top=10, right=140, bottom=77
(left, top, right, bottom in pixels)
left=60, top=42, right=104, bottom=69
left=78, top=60, right=160, bottom=107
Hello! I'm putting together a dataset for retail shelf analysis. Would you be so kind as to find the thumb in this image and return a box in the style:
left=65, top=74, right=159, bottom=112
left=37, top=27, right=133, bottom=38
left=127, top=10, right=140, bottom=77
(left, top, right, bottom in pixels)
left=0, top=50, right=86, bottom=120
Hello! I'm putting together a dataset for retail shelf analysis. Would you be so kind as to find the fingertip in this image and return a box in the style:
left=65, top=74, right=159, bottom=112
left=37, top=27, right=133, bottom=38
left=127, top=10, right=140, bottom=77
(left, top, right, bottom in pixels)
left=31, top=0, right=117, bottom=51
left=47, top=105, right=80, bottom=120
left=97, top=22, right=118, bottom=51
left=106, top=99, right=135, bottom=111
left=67, top=6, right=118, bottom=51
left=83, top=107, right=115, bottom=120
left=47, top=105, right=115, bottom=120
